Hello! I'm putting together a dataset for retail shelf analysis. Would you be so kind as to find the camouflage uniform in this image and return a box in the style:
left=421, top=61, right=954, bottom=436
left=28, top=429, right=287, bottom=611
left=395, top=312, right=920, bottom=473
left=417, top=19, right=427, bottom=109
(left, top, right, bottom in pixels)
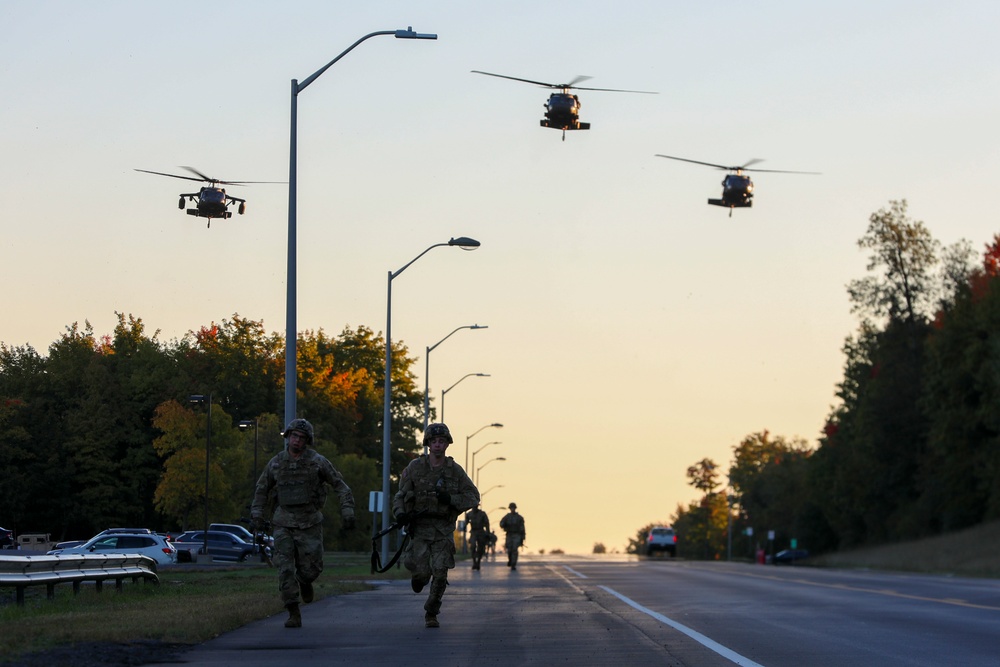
left=466, top=506, right=491, bottom=570
left=392, top=454, right=478, bottom=621
left=499, top=504, right=526, bottom=569
left=251, top=436, right=354, bottom=615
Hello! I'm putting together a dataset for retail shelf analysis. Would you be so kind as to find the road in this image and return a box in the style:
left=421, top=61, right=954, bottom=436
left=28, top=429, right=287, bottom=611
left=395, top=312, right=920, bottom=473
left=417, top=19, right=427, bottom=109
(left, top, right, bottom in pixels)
left=147, top=554, right=1000, bottom=666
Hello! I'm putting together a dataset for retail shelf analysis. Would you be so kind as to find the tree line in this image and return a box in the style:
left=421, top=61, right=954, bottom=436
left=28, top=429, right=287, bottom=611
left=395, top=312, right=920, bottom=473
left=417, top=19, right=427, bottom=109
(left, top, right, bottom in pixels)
left=629, top=200, right=1000, bottom=559
left=0, top=315, right=424, bottom=551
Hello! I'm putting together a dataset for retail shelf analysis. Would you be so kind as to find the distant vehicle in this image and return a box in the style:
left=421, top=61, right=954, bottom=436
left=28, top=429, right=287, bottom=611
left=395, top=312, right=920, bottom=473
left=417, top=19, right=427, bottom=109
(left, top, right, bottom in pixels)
left=773, top=548, right=810, bottom=564
left=47, top=533, right=177, bottom=565
left=171, top=530, right=255, bottom=563
left=646, top=526, right=677, bottom=557
left=17, top=533, right=56, bottom=552
left=0, top=526, right=13, bottom=549
left=210, top=522, right=274, bottom=563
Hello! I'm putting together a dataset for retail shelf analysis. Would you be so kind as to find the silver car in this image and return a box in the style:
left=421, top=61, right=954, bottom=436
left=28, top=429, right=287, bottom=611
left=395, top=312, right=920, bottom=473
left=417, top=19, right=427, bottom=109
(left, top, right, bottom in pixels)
left=47, top=532, right=177, bottom=564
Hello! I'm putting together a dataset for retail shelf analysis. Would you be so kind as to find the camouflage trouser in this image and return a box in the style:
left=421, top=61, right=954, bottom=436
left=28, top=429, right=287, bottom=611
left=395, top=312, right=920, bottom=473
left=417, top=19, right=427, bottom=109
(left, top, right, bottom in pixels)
left=505, top=534, right=523, bottom=567
left=274, top=524, right=324, bottom=605
left=403, top=535, right=454, bottom=615
left=470, top=531, right=489, bottom=563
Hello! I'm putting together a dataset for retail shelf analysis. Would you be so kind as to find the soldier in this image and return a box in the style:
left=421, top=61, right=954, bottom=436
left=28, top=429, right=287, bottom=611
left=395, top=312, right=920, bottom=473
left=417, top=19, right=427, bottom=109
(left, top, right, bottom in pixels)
left=465, top=503, right=490, bottom=570
left=393, top=423, right=479, bottom=628
left=250, top=418, right=355, bottom=628
left=499, top=502, right=526, bottom=570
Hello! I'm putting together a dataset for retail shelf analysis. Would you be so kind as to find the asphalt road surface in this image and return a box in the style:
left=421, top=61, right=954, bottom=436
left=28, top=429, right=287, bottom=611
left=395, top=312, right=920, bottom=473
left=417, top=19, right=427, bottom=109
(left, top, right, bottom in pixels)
left=146, top=553, right=1000, bottom=666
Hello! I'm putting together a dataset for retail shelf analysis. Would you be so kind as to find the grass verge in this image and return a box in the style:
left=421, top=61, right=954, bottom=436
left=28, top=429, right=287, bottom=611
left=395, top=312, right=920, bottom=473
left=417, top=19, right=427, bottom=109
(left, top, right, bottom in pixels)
left=0, top=552, right=407, bottom=664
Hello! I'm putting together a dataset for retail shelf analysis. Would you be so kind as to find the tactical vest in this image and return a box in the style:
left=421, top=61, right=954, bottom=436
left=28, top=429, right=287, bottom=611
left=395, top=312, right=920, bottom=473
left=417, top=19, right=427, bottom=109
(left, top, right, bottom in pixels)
left=275, top=450, right=324, bottom=510
left=468, top=510, right=489, bottom=533
left=407, top=456, right=460, bottom=518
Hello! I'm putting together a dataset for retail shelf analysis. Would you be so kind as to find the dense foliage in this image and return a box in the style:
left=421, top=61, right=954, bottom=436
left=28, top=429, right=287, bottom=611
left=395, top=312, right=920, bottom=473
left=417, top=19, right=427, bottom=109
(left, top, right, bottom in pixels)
left=629, top=201, right=1000, bottom=558
left=0, top=314, right=424, bottom=551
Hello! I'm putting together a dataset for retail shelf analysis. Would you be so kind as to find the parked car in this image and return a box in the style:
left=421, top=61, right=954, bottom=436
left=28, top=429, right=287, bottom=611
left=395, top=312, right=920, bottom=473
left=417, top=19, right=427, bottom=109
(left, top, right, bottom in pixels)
left=0, top=526, right=13, bottom=549
left=210, top=522, right=274, bottom=548
left=171, top=530, right=256, bottom=563
left=47, top=532, right=177, bottom=564
left=645, top=526, right=677, bottom=557
left=773, top=548, right=810, bottom=564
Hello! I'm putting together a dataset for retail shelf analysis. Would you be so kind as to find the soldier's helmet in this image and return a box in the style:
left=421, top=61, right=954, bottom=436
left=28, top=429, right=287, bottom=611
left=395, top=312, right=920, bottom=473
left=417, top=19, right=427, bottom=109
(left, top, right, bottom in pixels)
left=509, top=502, right=517, bottom=510
left=424, top=423, right=453, bottom=445
left=282, top=418, right=314, bottom=443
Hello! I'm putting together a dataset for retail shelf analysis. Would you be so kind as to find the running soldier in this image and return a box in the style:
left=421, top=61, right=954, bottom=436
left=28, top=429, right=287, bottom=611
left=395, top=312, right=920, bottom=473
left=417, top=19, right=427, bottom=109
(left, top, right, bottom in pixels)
left=499, top=502, right=526, bottom=570
left=250, top=418, right=355, bottom=628
left=393, top=423, right=479, bottom=628
left=466, top=503, right=490, bottom=570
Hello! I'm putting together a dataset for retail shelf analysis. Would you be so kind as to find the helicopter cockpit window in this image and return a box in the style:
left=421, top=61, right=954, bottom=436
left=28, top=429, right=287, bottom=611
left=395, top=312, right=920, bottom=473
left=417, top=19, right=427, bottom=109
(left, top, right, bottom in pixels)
left=201, top=189, right=225, bottom=203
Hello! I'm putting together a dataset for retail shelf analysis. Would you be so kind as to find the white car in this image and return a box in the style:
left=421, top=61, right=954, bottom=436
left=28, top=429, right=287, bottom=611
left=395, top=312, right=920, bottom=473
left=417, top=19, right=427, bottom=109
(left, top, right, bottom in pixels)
left=47, top=532, right=177, bottom=564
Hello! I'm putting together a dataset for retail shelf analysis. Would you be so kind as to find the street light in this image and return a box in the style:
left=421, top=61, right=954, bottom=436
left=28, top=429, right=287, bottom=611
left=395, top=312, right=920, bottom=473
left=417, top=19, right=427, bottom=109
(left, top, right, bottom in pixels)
left=381, top=236, right=480, bottom=558
left=465, top=422, right=503, bottom=472
left=189, top=394, right=212, bottom=558
left=471, top=441, right=502, bottom=484
left=476, top=456, right=506, bottom=486
left=479, top=484, right=504, bottom=500
left=284, top=26, right=437, bottom=423
left=441, top=373, right=490, bottom=424
left=424, top=324, right=488, bottom=434
left=238, top=419, right=259, bottom=499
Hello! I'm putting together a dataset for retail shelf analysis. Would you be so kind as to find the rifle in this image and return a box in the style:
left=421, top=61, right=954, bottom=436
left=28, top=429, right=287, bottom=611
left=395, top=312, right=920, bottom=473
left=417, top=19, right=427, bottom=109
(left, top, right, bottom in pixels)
left=370, top=510, right=426, bottom=574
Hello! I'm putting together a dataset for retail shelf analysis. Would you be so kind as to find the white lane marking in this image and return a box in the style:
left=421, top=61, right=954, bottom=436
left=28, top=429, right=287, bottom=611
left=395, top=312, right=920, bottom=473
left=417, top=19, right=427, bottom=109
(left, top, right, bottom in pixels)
left=599, top=585, right=766, bottom=667
left=563, top=565, right=588, bottom=578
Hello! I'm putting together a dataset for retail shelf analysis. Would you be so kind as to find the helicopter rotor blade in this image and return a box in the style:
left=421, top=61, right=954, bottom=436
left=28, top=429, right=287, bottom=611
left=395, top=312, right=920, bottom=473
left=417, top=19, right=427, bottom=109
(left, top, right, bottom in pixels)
left=740, top=159, right=765, bottom=170
left=572, top=84, right=658, bottom=94
left=134, top=168, right=206, bottom=183
left=565, top=75, right=593, bottom=87
left=741, top=166, right=822, bottom=175
left=655, top=155, right=731, bottom=171
left=181, top=166, right=215, bottom=182
left=471, top=70, right=562, bottom=88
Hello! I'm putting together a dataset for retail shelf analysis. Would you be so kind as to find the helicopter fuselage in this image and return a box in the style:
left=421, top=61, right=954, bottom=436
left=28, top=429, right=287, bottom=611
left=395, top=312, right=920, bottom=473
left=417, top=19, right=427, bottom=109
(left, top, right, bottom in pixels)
left=540, top=93, right=591, bottom=131
left=709, top=174, right=754, bottom=209
left=179, top=186, right=246, bottom=220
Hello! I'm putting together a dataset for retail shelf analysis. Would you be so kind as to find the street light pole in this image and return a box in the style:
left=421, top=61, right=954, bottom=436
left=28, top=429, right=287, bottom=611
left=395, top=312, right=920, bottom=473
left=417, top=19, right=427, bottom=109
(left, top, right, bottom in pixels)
left=464, top=423, right=503, bottom=473
left=440, top=373, right=490, bottom=424
left=285, top=27, right=437, bottom=423
left=189, top=394, right=212, bottom=558
left=471, top=441, right=502, bottom=484
left=424, top=324, right=488, bottom=436
left=475, top=456, right=506, bottom=487
left=381, top=237, right=480, bottom=559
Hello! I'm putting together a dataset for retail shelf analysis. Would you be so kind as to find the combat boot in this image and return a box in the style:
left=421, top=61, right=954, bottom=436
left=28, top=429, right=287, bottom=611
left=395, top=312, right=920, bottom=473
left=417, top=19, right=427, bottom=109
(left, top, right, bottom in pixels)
left=424, top=612, right=440, bottom=628
left=411, top=574, right=430, bottom=593
left=284, top=602, right=302, bottom=628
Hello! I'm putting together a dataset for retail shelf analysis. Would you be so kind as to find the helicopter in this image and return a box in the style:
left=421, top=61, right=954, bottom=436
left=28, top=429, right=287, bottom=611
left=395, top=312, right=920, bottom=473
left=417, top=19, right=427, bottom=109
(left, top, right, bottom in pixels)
left=134, top=166, right=284, bottom=228
left=472, top=70, right=657, bottom=140
left=655, top=154, right=820, bottom=217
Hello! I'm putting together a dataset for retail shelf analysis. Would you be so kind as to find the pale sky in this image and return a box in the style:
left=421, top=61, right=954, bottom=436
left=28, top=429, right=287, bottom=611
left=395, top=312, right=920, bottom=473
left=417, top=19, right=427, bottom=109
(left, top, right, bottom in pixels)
left=3, top=2, right=999, bottom=554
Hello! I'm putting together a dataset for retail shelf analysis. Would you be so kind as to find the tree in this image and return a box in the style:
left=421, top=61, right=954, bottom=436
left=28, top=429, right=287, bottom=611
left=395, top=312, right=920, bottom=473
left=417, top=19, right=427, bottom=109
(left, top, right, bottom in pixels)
left=847, top=199, right=940, bottom=325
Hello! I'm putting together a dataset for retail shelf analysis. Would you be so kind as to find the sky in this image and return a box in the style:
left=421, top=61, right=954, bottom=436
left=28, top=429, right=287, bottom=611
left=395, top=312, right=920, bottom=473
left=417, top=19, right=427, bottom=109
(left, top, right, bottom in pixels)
left=3, top=2, right=1000, bottom=554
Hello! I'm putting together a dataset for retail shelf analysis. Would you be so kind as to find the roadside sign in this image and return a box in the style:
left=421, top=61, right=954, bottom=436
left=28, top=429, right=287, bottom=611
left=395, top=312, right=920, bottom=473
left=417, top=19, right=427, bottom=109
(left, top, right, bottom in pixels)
left=791, top=538, right=798, bottom=549
left=369, top=491, right=383, bottom=513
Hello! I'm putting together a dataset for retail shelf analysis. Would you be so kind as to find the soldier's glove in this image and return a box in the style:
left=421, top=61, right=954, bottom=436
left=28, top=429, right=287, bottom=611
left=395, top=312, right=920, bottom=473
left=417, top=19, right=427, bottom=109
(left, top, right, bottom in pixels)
left=250, top=515, right=264, bottom=532
left=342, top=514, right=356, bottom=530
left=394, top=511, right=413, bottom=527
left=435, top=490, right=452, bottom=506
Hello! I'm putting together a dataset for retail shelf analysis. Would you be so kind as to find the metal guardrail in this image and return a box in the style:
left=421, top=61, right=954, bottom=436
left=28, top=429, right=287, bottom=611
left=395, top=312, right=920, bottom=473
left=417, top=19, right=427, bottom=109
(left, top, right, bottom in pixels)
left=0, top=553, right=159, bottom=606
